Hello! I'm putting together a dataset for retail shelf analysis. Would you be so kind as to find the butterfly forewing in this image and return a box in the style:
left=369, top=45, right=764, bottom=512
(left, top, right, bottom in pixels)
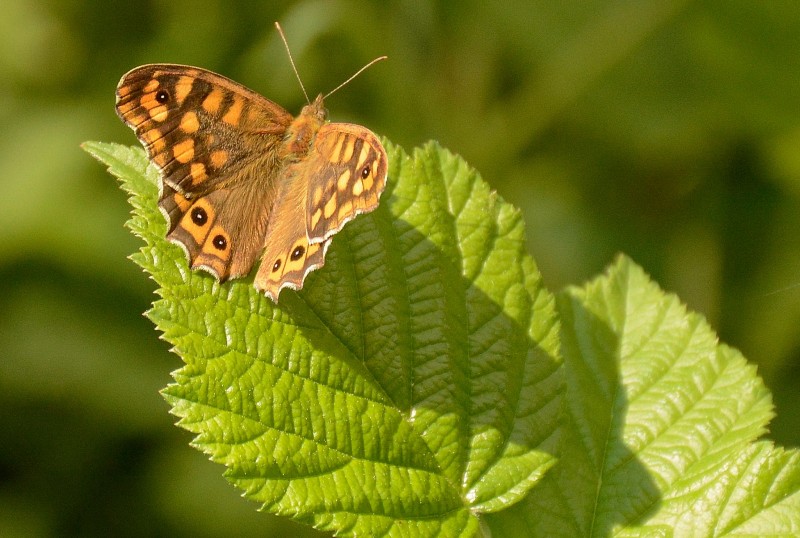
left=115, top=64, right=292, bottom=197
left=304, top=124, right=388, bottom=242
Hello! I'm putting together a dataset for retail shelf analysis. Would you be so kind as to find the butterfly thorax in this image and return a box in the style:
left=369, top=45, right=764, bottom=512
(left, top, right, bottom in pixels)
left=281, top=94, right=328, bottom=161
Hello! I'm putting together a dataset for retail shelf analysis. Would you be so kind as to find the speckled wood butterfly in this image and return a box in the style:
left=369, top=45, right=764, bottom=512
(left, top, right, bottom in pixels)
left=115, top=28, right=387, bottom=302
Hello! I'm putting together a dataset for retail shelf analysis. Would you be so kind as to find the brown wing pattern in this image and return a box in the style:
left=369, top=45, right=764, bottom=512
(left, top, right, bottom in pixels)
left=116, top=64, right=293, bottom=281
left=254, top=159, right=331, bottom=301
left=115, top=64, right=292, bottom=197
left=160, top=180, right=277, bottom=281
left=304, top=124, right=388, bottom=242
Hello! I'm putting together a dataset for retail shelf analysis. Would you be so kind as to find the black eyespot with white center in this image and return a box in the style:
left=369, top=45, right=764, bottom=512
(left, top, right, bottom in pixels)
left=155, top=89, right=170, bottom=104
left=212, top=234, right=227, bottom=251
left=361, top=165, right=371, bottom=179
left=191, top=207, right=207, bottom=226
left=290, top=246, right=305, bottom=261
left=272, top=259, right=282, bottom=272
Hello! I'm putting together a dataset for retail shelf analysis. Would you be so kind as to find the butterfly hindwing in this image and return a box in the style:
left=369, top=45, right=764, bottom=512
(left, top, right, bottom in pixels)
left=161, top=181, right=279, bottom=282
left=254, top=160, right=331, bottom=300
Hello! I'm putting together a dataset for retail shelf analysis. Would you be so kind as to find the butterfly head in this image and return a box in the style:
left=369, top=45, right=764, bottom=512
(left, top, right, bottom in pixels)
left=302, top=94, right=328, bottom=122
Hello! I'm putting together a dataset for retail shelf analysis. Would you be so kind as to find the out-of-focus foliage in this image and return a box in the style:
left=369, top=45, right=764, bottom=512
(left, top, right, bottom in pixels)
left=1, top=0, right=798, bottom=536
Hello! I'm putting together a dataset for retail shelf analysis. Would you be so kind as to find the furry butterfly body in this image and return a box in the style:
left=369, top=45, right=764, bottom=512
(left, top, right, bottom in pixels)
left=115, top=64, right=387, bottom=302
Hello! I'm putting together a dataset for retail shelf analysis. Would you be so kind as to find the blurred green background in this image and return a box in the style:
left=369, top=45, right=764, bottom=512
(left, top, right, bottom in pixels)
left=1, top=0, right=799, bottom=535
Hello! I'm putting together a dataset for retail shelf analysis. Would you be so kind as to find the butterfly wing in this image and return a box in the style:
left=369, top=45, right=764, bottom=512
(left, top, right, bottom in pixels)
left=159, top=180, right=279, bottom=280
left=253, top=163, right=331, bottom=301
left=254, top=123, right=387, bottom=301
left=116, top=64, right=293, bottom=281
left=304, top=123, right=388, bottom=242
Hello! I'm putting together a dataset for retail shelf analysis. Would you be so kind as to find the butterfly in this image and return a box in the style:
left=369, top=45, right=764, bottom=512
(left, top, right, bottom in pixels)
left=115, top=50, right=387, bottom=303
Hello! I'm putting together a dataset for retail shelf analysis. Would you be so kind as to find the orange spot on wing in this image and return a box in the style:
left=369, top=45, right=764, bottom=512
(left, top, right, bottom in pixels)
left=149, top=105, right=168, bottom=122
left=329, top=135, right=345, bottom=163
left=362, top=174, right=374, bottom=191
left=174, top=76, right=194, bottom=105
left=355, top=143, right=370, bottom=171
left=148, top=136, right=166, bottom=155
left=117, top=84, right=132, bottom=98
left=190, top=162, right=207, bottom=185
left=173, top=139, right=195, bottom=163
left=173, top=193, right=191, bottom=212
left=142, top=128, right=163, bottom=144
left=337, top=169, right=351, bottom=192
left=222, top=96, right=244, bottom=126
left=116, top=100, right=138, bottom=115
left=180, top=111, right=200, bottom=133
left=127, top=113, right=147, bottom=128
left=352, top=178, right=364, bottom=196
left=341, top=138, right=355, bottom=162
left=202, top=88, right=224, bottom=115
left=138, top=93, right=158, bottom=111
left=310, top=208, right=322, bottom=230
left=209, top=150, right=228, bottom=169
left=312, top=185, right=323, bottom=208
left=323, top=193, right=338, bottom=219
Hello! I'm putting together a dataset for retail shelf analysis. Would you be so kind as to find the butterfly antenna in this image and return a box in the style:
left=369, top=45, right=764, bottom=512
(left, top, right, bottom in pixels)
left=324, top=56, right=387, bottom=100
left=763, top=282, right=800, bottom=296
left=275, top=21, right=310, bottom=104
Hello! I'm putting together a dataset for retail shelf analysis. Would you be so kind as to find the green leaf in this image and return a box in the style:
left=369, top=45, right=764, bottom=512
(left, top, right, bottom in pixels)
left=83, top=140, right=563, bottom=537
left=85, top=139, right=800, bottom=537
left=487, top=256, right=800, bottom=537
